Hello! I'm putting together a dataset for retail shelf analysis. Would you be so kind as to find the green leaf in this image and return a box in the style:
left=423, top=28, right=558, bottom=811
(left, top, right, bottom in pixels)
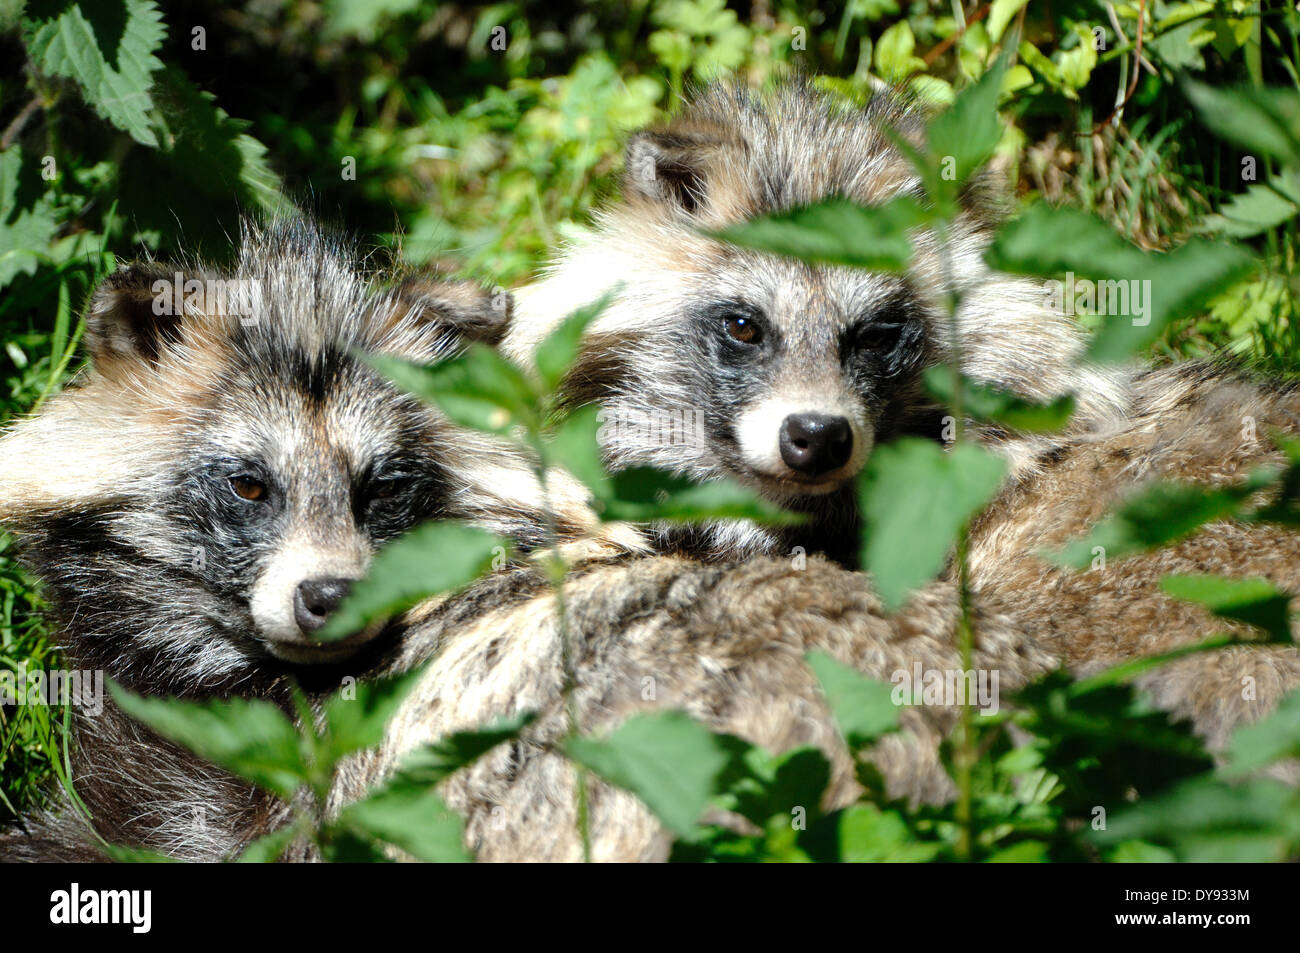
left=834, top=804, right=942, bottom=862
left=1200, top=181, right=1299, bottom=238
left=923, top=366, right=1076, bottom=432
left=0, top=148, right=58, bottom=288
left=1047, top=474, right=1276, bottom=569
left=101, top=843, right=182, bottom=863
left=1184, top=80, right=1300, bottom=166
left=1107, top=840, right=1177, bottom=863
left=806, top=651, right=900, bottom=749
left=874, top=21, right=924, bottom=82
left=393, top=712, right=536, bottom=787
left=926, top=52, right=1008, bottom=191
left=858, top=438, right=1007, bottom=610
left=338, top=784, right=470, bottom=862
left=565, top=712, right=731, bottom=837
left=706, top=196, right=928, bottom=271
left=25, top=0, right=166, bottom=147
left=1091, top=777, right=1299, bottom=862
left=322, top=522, right=506, bottom=639
left=984, top=841, right=1048, bottom=862
left=986, top=204, right=1257, bottom=362
left=533, top=291, right=617, bottom=395
left=543, top=406, right=612, bottom=500
left=1160, top=574, right=1293, bottom=643
left=987, top=0, right=1029, bottom=43
left=600, top=467, right=803, bottom=525
left=367, top=346, right=538, bottom=435
left=235, top=822, right=305, bottom=863
left=1223, top=688, right=1300, bottom=778
left=320, top=668, right=430, bottom=763
left=109, top=682, right=307, bottom=798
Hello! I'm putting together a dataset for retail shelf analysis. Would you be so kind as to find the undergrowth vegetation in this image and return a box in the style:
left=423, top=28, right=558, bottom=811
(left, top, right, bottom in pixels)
left=3, top=0, right=1300, bottom=860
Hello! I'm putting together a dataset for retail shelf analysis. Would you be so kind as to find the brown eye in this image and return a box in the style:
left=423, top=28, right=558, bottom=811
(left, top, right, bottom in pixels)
left=725, top=314, right=762, bottom=344
left=230, top=476, right=266, bottom=502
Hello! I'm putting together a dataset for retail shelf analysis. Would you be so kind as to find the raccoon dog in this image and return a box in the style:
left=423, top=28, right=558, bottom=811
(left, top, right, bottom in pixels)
left=504, top=81, right=1129, bottom=562
left=0, top=219, right=619, bottom=860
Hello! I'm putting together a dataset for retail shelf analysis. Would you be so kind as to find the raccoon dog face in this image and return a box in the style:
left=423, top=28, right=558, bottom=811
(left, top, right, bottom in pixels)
left=0, top=221, right=541, bottom=684
left=507, top=83, right=1121, bottom=557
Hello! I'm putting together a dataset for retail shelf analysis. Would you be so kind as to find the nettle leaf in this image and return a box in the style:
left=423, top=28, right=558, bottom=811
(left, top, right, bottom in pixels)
left=805, top=803, right=942, bottom=862
left=600, top=467, right=803, bottom=525
left=1160, top=574, right=1294, bottom=643
left=565, top=712, right=732, bottom=837
left=706, top=196, right=929, bottom=271
left=1222, top=688, right=1300, bottom=779
left=858, top=438, right=1007, bottom=611
left=533, top=291, right=617, bottom=395
left=321, top=522, right=506, bottom=639
left=986, top=204, right=1257, bottom=362
left=926, top=52, right=1008, bottom=193
left=1184, top=80, right=1300, bottom=166
left=806, top=651, right=900, bottom=749
left=0, top=148, right=59, bottom=288
left=1048, top=473, right=1276, bottom=569
left=338, top=785, right=470, bottom=862
left=109, top=682, right=307, bottom=799
left=726, top=746, right=832, bottom=829
left=543, top=406, right=611, bottom=500
left=393, top=712, right=536, bottom=787
left=235, top=822, right=306, bottom=864
left=320, top=668, right=429, bottom=763
left=923, top=366, right=1076, bottom=433
left=25, top=0, right=166, bottom=147
left=1090, top=777, right=1300, bottom=862
left=1199, top=181, right=1299, bottom=239
left=367, top=347, right=537, bottom=435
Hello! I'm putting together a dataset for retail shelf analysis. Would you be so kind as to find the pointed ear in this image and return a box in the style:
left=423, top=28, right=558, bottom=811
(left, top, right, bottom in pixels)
left=622, top=123, right=736, bottom=215
left=385, top=277, right=513, bottom=349
left=84, top=263, right=188, bottom=375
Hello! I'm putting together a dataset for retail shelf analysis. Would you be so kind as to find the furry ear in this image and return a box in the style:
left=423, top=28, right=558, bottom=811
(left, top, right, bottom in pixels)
left=386, top=277, right=514, bottom=349
left=622, top=124, right=734, bottom=215
left=84, top=263, right=189, bottom=374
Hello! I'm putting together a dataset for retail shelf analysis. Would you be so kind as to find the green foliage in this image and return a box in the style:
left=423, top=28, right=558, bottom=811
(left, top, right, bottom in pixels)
left=6, top=0, right=1300, bottom=861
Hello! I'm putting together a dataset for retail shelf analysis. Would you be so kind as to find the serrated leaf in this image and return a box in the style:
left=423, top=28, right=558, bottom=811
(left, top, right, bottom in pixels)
left=109, top=682, right=307, bottom=798
left=367, top=347, right=538, bottom=435
left=923, top=366, right=1076, bottom=432
left=322, top=522, right=505, bottom=639
left=1200, top=181, right=1298, bottom=238
left=1047, top=474, right=1275, bottom=569
left=601, top=467, right=803, bottom=525
left=320, top=668, right=429, bottom=763
left=706, top=196, right=928, bottom=271
left=534, top=291, right=617, bottom=395
left=339, top=785, right=470, bottom=862
left=25, top=0, right=165, bottom=147
left=392, top=712, right=536, bottom=787
left=565, top=712, right=731, bottom=837
left=1160, top=574, right=1293, bottom=643
left=1184, top=80, right=1300, bottom=166
left=858, top=438, right=1007, bottom=610
left=926, top=53, right=1008, bottom=191
left=0, top=148, right=58, bottom=288
left=806, top=651, right=900, bottom=749
left=986, top=204, right=1257, bottom=362
left=1222, top=688, right=1300, bottom=778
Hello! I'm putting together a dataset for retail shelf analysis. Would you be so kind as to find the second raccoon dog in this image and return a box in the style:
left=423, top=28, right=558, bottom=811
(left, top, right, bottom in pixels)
left=0, top=219, right=619, bottom=860
left=504, top=81, right=1127, bottom=562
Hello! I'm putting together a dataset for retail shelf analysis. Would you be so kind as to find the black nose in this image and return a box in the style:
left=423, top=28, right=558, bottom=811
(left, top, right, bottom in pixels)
left=779, top=413, right=853, bottom=476
left=294, top=577, right=354, bottom=635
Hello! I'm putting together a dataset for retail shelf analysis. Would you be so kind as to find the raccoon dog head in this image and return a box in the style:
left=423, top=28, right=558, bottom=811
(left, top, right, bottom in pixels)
left=0, top=220, right=554, bottom=686
left=507, top=82, right=1121, bottom=555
